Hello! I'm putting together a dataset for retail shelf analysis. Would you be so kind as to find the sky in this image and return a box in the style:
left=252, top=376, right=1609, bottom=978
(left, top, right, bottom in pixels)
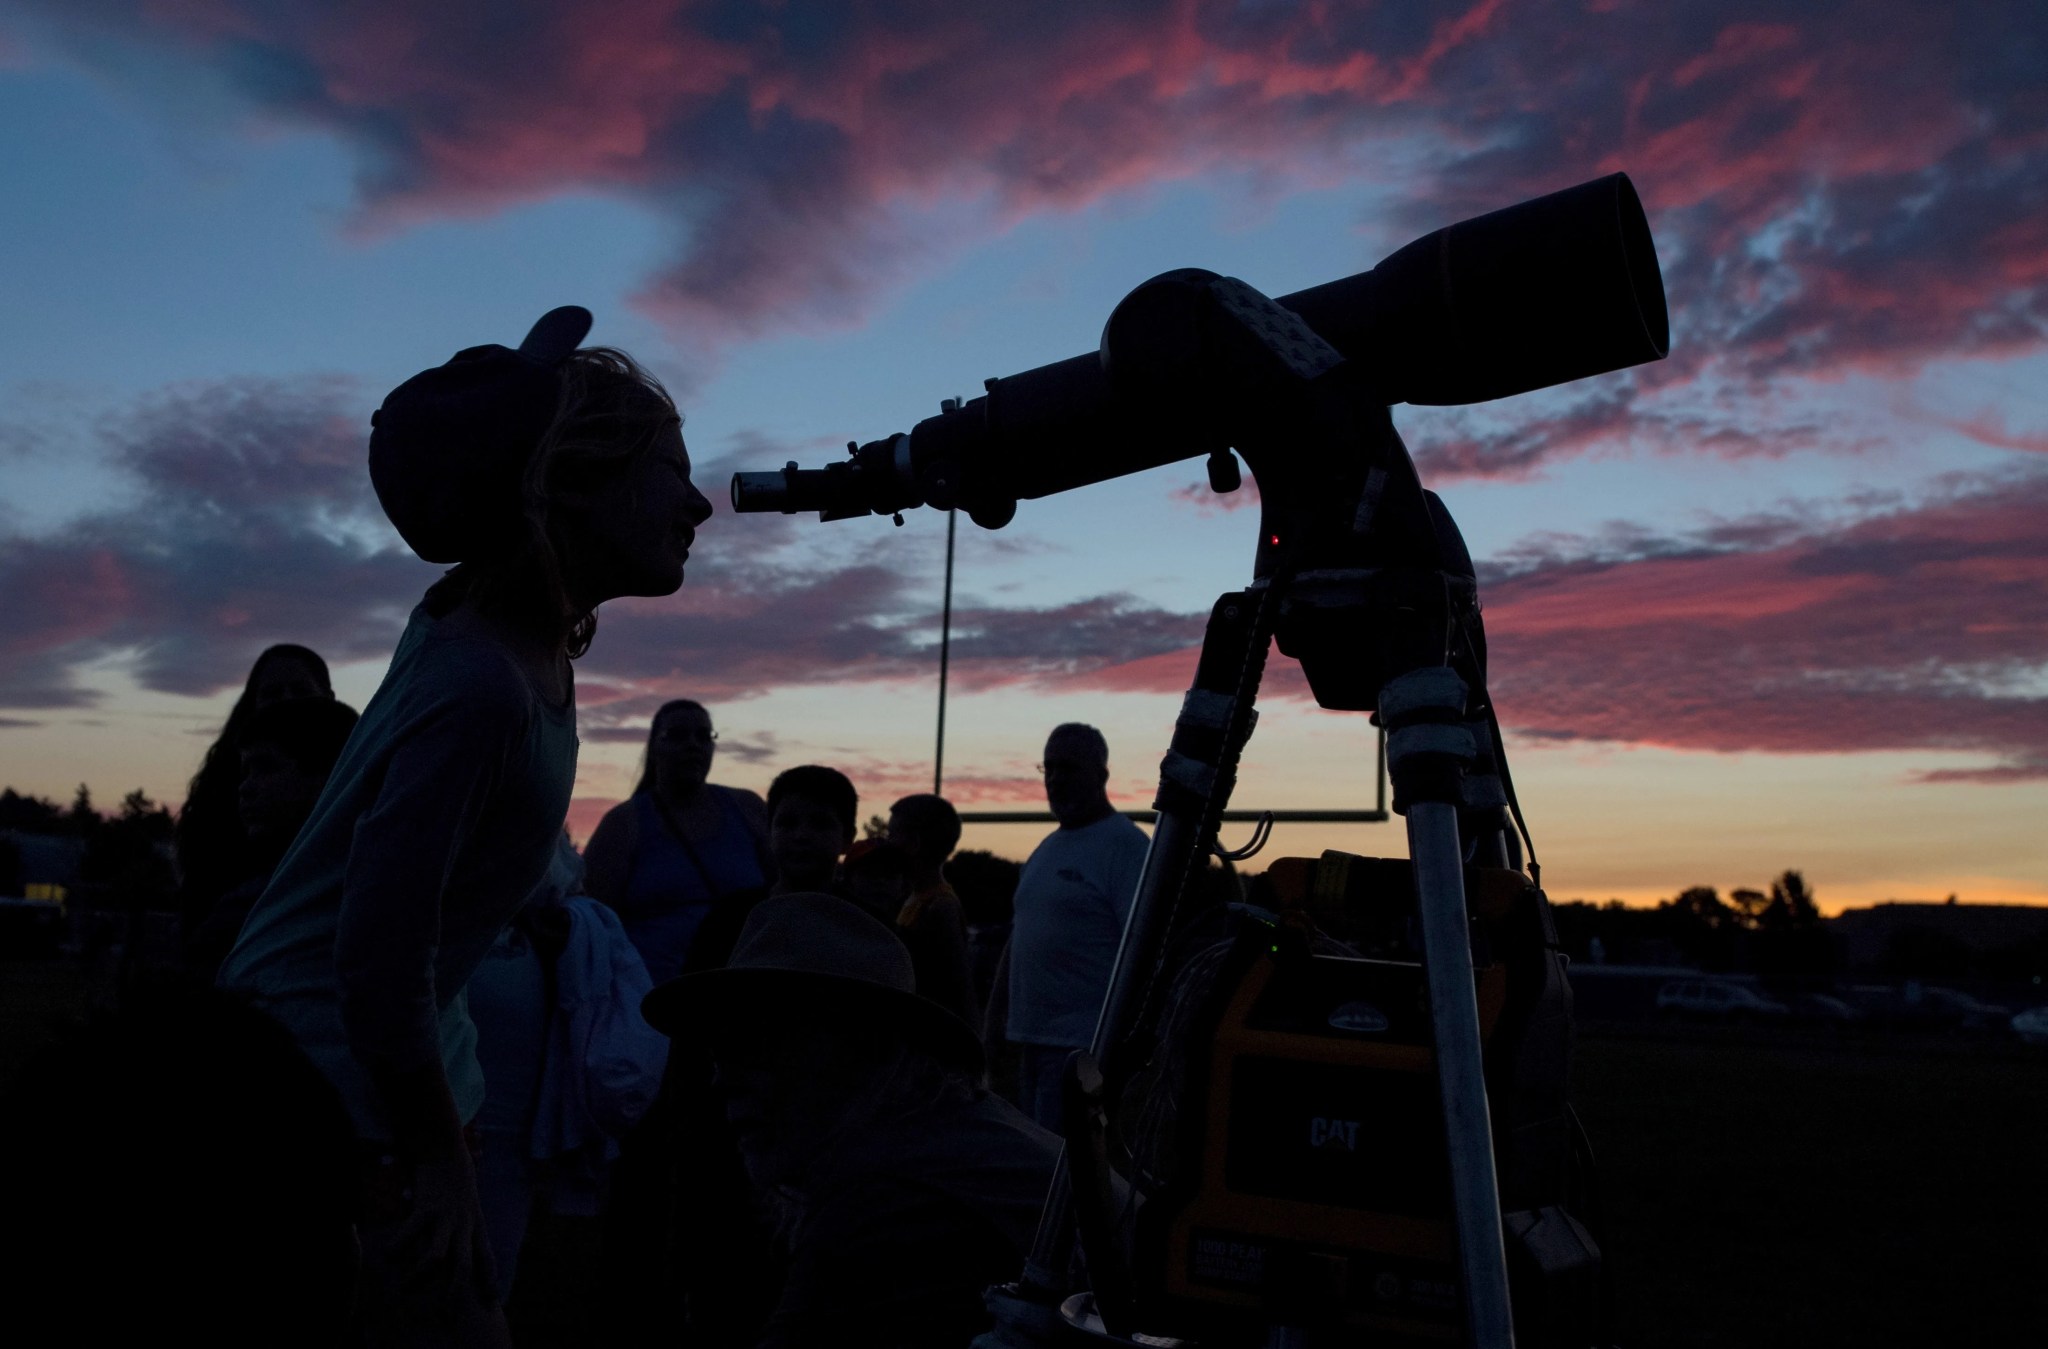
left=1, top=1, right=2043, bottom=914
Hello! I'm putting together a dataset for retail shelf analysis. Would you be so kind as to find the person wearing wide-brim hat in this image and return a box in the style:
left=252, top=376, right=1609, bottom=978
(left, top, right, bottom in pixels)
left=643, top=892, right=1060, bottom=1349
left=218, top=307, right=715, bottom=1345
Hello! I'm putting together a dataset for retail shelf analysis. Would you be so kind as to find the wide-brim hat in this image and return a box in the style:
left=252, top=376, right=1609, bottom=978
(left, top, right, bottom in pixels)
left=642, top=892, right=983, bottom=1074
left=368, top=306, right=592, bottom=564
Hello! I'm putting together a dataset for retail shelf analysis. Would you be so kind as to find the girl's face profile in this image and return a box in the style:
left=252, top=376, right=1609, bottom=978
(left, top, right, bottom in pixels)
left=557, top=421, right=714, bottom=604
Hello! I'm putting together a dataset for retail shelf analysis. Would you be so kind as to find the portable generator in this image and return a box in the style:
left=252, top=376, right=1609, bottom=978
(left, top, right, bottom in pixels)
left=1128, top=851, right=1601, bottom=1346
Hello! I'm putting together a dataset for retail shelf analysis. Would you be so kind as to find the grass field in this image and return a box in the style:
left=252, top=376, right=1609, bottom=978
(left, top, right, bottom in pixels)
left=1573, top=1024, right=2048, bottom=1348
left=5, top=960, right=2043, bottom=1345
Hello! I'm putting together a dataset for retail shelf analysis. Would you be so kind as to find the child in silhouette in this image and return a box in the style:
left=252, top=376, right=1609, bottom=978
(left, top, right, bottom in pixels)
left=766, top=764, right=859, bottom=896
left=183, top=695, right=360, bottom=981
left=220, top=308, right=713, bottom=1344
left=175, top=644, right=335, bottom=936
left=887, top=793, right=977, bottom=1024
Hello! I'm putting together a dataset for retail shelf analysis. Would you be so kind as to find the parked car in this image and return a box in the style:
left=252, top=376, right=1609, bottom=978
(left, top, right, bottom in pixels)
left=1655, top=979, right=1788, bottom=1020
left=1784, top=992, right=1859, bottom=1024
left=1919, top=987, right=2013, bottom=1033
left=1852, top=984, right=2015, bottom=1033
left=2011, top=1006, right=2048, bottom=1046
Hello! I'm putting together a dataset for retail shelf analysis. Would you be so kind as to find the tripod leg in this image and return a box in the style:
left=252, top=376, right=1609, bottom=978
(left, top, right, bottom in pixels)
left=1020, top=590, right=1271, bottom=1297
left=1383, top=667, right=1516, bottom=1348
left=1410, top=801, right=1517, bottom=1349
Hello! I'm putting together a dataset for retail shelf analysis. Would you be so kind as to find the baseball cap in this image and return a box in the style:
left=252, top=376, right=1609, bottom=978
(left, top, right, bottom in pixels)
left=368, top=306, right=592, bottom=564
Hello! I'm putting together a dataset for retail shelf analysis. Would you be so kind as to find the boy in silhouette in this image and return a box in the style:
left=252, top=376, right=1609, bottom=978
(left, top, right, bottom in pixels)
left=877, top=798, right=982, bottom=1027
left=767, top=764, right=858, bottom=896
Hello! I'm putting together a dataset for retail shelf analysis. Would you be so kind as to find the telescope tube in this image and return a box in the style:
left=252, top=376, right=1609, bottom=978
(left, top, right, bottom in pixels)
left=734, top=172, right=1667, bottom=523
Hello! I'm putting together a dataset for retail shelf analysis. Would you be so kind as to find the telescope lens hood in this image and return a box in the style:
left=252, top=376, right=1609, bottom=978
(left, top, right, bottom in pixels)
left=1281, top=173, right=1668, bottom=406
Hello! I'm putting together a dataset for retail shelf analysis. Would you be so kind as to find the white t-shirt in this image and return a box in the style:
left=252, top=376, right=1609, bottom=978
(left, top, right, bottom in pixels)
left=1005, top=813, right=1150, bottom=1048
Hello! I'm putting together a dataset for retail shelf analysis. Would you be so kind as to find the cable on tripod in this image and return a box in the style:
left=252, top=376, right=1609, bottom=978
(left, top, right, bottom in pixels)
left=1212, top=811, right=1274, bottom=862
left=1457, top=616, right=1541, bottom=887
left=1485, top=698, right=1540, bottom=888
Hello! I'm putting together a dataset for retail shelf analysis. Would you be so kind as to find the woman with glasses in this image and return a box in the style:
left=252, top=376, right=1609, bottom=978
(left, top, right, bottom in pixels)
left=584, top=699, right=770, bottom=986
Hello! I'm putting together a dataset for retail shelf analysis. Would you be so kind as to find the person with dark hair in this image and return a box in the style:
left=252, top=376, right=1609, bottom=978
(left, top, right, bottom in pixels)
left=883, top=795, right=979, bottom=1026
left=218, top=308, right=714, bottom=1344
left=642, top=894, right=1061, bottom=1349
left=765, top=763, right=858, bottom=893
left=182, top=695, right=360, bottom=980
left=176, top=644, right=333, bottom=939
left=889, top=793, right=962, bottom=888
left=660, top=763, right=858, bottom=983
left=0, top=983, right=359, bottom=1348
left=1006, top=723, right=1150, bottom=1130
left=583, top=700, right=769, bottom=987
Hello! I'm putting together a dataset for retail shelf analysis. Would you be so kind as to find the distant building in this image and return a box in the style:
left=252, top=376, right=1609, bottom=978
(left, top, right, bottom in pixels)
left=0, top=829, right=85, bottom=902
left=1829, top=902, right=2048, bottom=970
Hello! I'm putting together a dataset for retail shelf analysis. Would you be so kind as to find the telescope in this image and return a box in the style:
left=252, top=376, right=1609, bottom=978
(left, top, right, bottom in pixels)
left=737, top=175, right=1667, bottom=1349
left=733, top=172, right=1666, bottom=531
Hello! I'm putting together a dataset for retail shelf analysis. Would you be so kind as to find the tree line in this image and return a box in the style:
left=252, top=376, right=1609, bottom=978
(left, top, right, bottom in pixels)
left=1551, top=870, right=1835, bottom=980
left=1552, top=869, right=2047, bottom=984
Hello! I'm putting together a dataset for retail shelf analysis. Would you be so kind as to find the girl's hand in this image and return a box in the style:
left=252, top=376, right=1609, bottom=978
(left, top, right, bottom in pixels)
left=361, top=1149, right=512, bottom=1347
left=391, top=1152, right=488, bottom=1288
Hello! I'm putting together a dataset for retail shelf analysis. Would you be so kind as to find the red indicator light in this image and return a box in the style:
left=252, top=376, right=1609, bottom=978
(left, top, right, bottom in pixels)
left=1269, top=534, right=1280, bottom=545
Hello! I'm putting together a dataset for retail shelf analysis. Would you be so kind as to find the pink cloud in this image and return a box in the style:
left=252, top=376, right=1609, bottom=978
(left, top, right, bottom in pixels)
left=1029, top=470, right=2048, bottom=783
left=0, top=376, right=429, bottom=706
left=1477, top=470, right=2048, bottom=776
left=1920, top=409, right=2048, bottom=456
left=14, top=0, right=2042, bottom=388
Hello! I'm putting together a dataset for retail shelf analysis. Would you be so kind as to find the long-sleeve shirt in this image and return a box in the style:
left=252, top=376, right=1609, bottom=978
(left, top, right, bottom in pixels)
left=219, top=606, right=577, bottom=1140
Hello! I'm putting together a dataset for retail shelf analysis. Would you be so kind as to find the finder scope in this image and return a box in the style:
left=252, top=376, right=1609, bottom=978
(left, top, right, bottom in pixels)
left=733, top=172, right=1667, bottom=528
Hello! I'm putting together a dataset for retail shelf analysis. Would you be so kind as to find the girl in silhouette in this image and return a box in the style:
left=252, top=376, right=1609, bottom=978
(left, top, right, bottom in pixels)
left=219, top=308, right=713, bottom=1346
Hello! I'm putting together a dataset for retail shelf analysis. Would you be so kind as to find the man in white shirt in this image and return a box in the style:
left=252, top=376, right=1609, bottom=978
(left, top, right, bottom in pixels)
left=1004, top=723, right=1150, bottom=1130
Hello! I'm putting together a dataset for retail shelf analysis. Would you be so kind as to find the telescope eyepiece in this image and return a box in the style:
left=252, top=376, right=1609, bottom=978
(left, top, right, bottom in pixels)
left=729, top=435, right=922, bottom=520
left=730, top=463, right=805, bottom=514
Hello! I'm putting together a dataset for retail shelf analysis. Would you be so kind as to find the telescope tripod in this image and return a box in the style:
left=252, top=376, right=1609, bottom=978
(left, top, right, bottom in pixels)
left=994, top=302, right=1539, bottom=1345
left=996, top=589, right=1525, bottom=1349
